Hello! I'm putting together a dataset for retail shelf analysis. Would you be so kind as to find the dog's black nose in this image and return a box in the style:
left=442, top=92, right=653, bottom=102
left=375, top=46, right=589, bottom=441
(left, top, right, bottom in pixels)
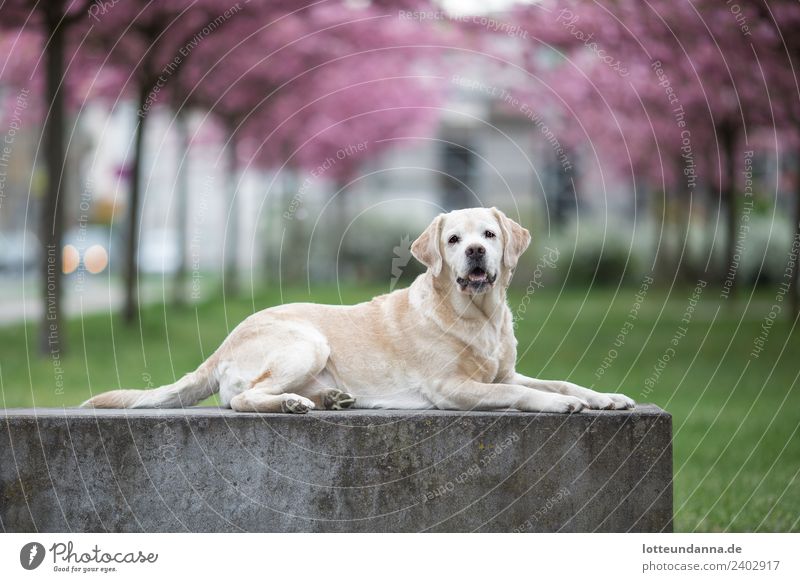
left=465, top=244, right=485, bottom=257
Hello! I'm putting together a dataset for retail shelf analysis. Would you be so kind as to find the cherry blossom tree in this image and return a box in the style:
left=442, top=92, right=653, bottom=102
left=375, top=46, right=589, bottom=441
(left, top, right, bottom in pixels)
left=181, top=1, right=450, bottom=292
left=514, top=0, right=789, bottom=294
left=2, top=0, right=459, bottom=322
left=80, top=0, right=261, bottom=321
left=0, top=0, right=95, bottom=354
left=749, top=0, right=800, bottom=315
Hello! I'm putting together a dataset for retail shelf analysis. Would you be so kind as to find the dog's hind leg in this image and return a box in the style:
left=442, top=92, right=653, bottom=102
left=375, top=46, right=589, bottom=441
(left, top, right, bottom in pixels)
left=290, top=369, right=356, bottom=410
left=230, top=389, right=316, bottom=413
left=227, top=321, right=331, bottom=414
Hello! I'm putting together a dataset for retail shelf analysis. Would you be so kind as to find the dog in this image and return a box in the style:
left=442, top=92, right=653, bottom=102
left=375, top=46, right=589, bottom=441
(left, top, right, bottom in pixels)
left=83, top=207, right=635, bottom=413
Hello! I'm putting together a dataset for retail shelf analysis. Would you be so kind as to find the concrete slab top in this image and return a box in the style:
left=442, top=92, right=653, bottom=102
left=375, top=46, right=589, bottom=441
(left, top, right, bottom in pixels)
left=0, top=403, right=668, bottom=420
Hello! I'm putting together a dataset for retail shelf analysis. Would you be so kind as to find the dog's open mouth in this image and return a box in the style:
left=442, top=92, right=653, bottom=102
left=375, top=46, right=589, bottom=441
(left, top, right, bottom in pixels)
left=456, top=267, right=496, bottom=292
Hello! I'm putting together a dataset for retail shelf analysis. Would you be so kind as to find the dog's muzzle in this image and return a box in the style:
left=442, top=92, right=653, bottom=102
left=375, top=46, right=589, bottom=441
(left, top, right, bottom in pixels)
left=456, top=265, right=497, bottom=293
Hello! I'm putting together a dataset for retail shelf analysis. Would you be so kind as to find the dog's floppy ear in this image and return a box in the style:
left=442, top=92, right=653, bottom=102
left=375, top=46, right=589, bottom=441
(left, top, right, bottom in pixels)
left=492, top=207, right=531, bottom=269
left=411, top=214, right=444, bottom=276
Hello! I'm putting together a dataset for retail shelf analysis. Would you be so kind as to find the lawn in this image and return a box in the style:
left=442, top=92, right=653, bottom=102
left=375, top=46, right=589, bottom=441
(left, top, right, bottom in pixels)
left=1, top=283, right=798, bottom=532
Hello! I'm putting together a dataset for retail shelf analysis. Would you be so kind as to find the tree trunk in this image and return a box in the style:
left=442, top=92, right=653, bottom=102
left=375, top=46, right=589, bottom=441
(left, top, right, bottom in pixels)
left=651, top=188, right=670, bottom=282
left=224, top=127, right=239, bottom=297
left=695, top=185, right=713, bottom=280
left=39, top=8, right=67, bottom=356
left=172, top=108, right=190, bottom=305
left=674, top=201, right=690, bottom=282
left=123, top=84, right=149, bottom=324
left=675, top=158, right=693, bottom=282
left=720, top=121, right=738, bottom=298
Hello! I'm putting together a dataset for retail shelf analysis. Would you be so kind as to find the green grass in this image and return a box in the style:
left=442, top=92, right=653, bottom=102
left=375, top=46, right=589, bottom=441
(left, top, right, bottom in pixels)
left=1, top=284, right=798, bottom=532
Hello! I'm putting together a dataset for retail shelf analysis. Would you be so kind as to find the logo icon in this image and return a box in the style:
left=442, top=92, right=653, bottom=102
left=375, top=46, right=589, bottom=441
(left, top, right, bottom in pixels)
left=20, top=542, right=45, bottom=570
left=390, top=234, right=412, bottom=292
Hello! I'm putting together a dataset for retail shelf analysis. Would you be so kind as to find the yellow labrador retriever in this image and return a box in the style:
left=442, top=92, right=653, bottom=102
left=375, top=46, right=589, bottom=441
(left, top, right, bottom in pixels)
left=83, top=207, right=635, bottom=413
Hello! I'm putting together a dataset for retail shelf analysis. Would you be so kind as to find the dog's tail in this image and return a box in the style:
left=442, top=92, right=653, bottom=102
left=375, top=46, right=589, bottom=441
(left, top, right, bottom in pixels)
left=81, top=360, right=218, bottom=409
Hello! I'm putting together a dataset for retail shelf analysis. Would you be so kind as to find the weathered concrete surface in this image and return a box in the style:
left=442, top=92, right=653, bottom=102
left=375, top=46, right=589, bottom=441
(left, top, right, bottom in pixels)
left=0, top=405, right=672, bottom=532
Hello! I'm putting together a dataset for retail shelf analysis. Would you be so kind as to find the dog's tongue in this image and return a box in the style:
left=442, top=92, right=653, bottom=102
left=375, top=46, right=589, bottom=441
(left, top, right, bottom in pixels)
left=468, top=270, right=487, bottom=282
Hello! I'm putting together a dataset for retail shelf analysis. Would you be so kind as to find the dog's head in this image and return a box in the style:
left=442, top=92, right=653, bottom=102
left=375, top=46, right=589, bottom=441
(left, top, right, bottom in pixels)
left=411, top=207, right=531, bottom=295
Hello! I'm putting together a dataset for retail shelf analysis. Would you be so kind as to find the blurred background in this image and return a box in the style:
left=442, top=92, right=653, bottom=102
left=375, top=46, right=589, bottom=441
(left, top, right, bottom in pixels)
left=0, top=0, right=798, bottom=532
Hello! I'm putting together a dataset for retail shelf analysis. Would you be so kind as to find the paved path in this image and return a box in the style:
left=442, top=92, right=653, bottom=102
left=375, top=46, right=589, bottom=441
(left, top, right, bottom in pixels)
left=0, top=276, right=184, bottom=325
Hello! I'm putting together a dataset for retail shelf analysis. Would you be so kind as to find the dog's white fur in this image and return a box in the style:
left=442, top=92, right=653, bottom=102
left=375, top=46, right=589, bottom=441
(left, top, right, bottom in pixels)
left=83, top=207, right=635, bottom=414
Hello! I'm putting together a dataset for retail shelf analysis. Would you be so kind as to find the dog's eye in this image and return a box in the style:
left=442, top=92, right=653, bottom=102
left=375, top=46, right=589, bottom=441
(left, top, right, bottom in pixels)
left=448, top=235, right=460, bottom=244
left=484, top=230, right=496, bottom=239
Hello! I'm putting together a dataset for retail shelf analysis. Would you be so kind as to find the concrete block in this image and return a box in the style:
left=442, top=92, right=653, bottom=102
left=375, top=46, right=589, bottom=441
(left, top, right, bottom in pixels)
left=0, top=405, right=672, bottom=532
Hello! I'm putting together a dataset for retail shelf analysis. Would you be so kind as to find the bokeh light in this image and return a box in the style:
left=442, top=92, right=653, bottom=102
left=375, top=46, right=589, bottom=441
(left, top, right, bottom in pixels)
left=62, top=245, right=79, bottom=274
left=84, top=244, right=108, bottom=274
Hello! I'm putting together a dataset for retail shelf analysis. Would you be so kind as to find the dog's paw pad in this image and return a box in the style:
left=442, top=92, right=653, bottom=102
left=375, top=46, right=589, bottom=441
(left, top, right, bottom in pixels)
left=332, top=393, right=356, bottom=410
left=324, top=389, right=356, bottom=410
left=281, top=395, right=314, bottom=414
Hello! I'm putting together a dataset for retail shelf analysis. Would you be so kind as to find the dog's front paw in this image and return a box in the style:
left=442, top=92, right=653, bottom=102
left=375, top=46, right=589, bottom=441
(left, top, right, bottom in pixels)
left=584, top=392, right=635, bottom=410
left=280, top=394, right=315, bottom=414
left=607, top=393, right=636, bottom=409
left=546, top=394, right=588, bottom=413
